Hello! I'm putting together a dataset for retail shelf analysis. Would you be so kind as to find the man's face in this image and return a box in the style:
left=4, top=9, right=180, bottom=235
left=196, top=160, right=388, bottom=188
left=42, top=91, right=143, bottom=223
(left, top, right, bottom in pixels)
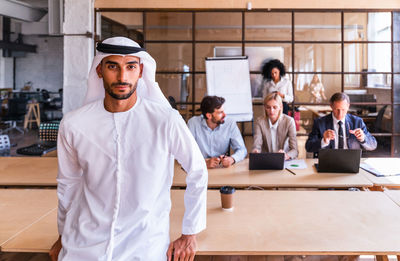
left=96, top=55, right=143, bottom=100
left=331, top=100, right=349, bottom=121
left=207, top=106, right=226, bottom=125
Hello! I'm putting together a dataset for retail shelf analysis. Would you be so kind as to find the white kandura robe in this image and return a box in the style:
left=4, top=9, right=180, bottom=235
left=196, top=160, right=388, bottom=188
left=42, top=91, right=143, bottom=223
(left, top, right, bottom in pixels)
left=57, top=97, right=208, bottom=261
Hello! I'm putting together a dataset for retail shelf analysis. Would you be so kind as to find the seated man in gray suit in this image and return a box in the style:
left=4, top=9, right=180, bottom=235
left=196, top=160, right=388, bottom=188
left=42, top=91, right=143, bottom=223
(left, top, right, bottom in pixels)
left=306, top=92, right=377, bottom=153
left=252, top=92, right=298, bottom=160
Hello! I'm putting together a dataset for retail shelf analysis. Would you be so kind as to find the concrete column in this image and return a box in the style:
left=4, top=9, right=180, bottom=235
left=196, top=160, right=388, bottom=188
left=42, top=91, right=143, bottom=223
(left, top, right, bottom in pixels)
left=63, top=0, right=94, bottom=113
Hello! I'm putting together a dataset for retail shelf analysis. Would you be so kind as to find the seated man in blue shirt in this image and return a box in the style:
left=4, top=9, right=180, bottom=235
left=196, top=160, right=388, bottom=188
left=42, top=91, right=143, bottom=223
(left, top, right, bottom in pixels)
left=306, top=92, right=377, bottom=153
left=188, top=96, right=247, bottom=169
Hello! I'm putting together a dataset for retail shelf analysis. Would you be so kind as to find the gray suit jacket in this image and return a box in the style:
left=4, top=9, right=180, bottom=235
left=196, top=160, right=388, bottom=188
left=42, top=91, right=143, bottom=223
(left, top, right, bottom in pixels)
left=252, top=114, right=299, bottom=159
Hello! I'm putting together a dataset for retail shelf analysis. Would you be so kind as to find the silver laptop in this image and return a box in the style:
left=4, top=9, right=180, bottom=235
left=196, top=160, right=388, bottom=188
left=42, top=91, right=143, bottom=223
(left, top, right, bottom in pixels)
left=249, top=152, right=285, bottom=170
left=315, top=149, right=361, bottom=173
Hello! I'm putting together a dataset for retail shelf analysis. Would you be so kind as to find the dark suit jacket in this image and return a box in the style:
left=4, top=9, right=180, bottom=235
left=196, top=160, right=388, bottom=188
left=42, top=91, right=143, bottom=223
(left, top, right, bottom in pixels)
left=305, top=113, right=377, bottom=153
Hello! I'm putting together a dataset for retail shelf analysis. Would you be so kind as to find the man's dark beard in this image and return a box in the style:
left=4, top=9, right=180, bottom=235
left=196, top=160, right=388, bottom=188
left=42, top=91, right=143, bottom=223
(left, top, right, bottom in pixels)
left=213, top=117, right=225, bottom=125
left=106, top=82, right=137, bottom=100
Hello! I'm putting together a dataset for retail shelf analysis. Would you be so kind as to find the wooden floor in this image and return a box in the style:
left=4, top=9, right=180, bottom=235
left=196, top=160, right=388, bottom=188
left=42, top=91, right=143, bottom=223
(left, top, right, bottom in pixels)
left=0, top=252, right=50, bottom=261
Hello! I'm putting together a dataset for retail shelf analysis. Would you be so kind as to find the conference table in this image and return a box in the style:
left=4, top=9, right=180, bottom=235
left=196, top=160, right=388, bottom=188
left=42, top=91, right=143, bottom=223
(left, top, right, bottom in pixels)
left=2, top=189, right=400, bottom=257
left=0, top=157, right=58, bottom=187
left=0, top=157, right=374, bottom=189
left=174, top=158, right=374, bottom=189
left=384, top=189, right=400, bottom=207
left=0, top=157, right=399, bottom=190
left=0, top=189, right=57, bottom=249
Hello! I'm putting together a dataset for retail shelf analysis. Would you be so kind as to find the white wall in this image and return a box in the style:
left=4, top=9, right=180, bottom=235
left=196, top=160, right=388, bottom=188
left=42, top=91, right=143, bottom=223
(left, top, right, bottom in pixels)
left=15, top=35, right=63, bottom=92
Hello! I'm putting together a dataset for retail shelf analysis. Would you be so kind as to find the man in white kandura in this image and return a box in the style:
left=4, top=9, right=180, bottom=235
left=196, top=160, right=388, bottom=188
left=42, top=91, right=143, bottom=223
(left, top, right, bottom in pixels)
left=49, top=37, right=208, bottom=261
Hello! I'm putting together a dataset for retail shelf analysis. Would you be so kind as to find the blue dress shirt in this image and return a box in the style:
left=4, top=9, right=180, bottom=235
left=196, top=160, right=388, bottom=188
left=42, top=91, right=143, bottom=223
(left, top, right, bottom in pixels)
left=187, top=116, right=247, bottom=163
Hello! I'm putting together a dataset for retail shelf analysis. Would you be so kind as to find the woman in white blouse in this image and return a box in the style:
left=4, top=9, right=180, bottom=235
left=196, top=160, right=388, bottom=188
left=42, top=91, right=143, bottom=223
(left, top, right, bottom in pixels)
left=261, top=59, right=293, bottom=114
left=252, top=92, right=298, bottom=160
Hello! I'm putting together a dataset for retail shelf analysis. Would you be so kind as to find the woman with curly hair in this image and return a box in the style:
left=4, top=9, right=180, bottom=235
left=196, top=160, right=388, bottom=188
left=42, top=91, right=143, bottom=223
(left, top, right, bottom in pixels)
left=261, top=59, right=293, bottom=114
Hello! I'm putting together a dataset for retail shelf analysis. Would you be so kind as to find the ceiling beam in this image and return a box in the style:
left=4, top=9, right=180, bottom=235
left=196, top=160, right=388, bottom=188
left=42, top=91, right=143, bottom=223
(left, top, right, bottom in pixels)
left=0, top=0, right=47, bottom=22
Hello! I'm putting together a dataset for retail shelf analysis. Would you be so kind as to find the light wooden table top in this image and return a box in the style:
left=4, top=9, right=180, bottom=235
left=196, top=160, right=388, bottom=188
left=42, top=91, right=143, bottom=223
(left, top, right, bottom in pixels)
left=0, top=157, right=58, bottom=186
left=4, top=190, right=400, bottom=255
left=173, top=159, right=373, bottom=189
left=0, top=189, right=57, bottom=248
left=384, top=189, right=400, bottom=207
left=171, top=190, right=400, bottom=255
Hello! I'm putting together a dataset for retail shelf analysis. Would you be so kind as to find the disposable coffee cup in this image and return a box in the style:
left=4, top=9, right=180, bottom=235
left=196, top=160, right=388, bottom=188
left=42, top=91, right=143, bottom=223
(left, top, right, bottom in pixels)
left=220, top=186, right=235, bottom=211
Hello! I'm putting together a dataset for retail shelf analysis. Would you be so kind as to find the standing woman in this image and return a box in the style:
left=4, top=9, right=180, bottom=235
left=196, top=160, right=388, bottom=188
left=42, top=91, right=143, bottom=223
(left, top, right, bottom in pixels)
left=261, top=59, right=293, bottom=114
left=252, top=92, right=298, bottom=160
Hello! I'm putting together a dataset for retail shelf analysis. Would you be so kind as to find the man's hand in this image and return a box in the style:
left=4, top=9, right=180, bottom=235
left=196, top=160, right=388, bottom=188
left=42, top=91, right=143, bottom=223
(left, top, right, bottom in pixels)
left=49, top=235, right=62, bottom=261
left=167, top=234, right=197, bottom=261
left=205, top=157, right=220, bottom=169
left=349, top=128, right=365, bottom=143
left=220, top=156, right=234, bottom=168
left=323, top=129, right=335, bottom=144
left=252, top=149, right=260, bottom=153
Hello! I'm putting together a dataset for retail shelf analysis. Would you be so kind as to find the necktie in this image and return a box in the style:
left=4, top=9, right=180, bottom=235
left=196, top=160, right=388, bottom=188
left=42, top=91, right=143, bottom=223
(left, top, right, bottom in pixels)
left=338, top=121, right=344, bottom=149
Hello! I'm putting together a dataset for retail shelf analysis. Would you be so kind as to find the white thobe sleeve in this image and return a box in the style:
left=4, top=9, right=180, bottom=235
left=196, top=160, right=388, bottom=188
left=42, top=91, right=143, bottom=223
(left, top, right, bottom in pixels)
left=169, top=112, right=208, bottom=235
left=56, top=119, right=83, bottom=235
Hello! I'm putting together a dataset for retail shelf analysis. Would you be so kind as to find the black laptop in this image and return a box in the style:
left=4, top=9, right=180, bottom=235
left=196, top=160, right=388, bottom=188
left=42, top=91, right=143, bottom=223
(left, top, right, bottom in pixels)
left=315, top=149, right=361, bottom=173
left=249, top=152, right=285, bottom=170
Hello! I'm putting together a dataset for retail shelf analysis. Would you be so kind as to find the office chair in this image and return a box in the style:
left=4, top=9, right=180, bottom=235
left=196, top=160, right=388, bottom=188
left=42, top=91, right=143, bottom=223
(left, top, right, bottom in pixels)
left=16, top=122, right=59, bottom=156
left=0, top=134, right=11, bottom=156
left=2, top=97, right=27, bottom=134
left=373, top=105, right=388, bottom=133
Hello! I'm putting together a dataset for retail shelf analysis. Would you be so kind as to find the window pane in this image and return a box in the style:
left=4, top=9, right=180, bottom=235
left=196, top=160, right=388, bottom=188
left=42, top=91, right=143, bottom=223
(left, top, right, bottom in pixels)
left=295, top=12, right=341, bottom=41
left=250, top=74, right=263, bottom=98
left=156, top=73, right=193, bottom=104
left=245, top=43, right=292, bottom=72
left=146, top=43, right=192, bottom=72
left=195, top=43, right=241, bottom=71
left=245, top=12, right=291, bottom=41
left=395, top=105, right=400, bottom=133
left=344, top=43, right=391, bottom=72
left=394, top=12, right=400, bottom=41
left=294, top=74, right=341, bottom=103
left=298, top=105, right=333, bottom=134
left=294, top=44, right=341, bottom=72
left=101, top=12, right=143, bottom=44
left=394, top=44, right=400, bottom=73
left=344, top=74, right=391, bottom=89
left=344, top=12, right=391, bottom=41
left=196, top=12, right=242, bottom=41
left=195, top=74, right=207, bottom=103
left=394, top=136, right=400, bottom=157
left=394, top=74, right=400, bottom=103
left=145, top=12, right=192, bottom=40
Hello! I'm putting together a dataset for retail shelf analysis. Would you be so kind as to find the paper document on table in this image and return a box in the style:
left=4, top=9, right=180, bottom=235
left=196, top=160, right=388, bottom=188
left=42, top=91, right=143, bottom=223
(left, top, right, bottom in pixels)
left=284, top=159, right=307, bottom=169
left=360, top=158, right=400, bottom=177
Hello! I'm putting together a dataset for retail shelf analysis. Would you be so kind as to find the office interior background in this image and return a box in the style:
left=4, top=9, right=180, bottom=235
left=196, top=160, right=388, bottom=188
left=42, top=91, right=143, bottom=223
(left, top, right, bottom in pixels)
left=0, top=0, right=399, bottom=157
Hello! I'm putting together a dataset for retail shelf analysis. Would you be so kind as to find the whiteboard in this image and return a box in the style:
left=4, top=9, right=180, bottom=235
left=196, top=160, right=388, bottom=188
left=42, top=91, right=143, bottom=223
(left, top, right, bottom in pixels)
left=205, top=57, right=253, bottom=122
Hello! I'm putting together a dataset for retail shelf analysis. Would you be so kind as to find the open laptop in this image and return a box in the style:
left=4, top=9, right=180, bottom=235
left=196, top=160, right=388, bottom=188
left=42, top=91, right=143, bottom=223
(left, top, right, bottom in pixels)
left=249, top=152, right=285, bottom=170
left=315, top=149, right=361, bottom=173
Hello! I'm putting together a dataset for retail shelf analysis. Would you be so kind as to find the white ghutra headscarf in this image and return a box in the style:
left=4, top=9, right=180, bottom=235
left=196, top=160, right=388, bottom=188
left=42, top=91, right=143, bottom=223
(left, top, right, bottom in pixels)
left=83, top=36, right=170, bottom=108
